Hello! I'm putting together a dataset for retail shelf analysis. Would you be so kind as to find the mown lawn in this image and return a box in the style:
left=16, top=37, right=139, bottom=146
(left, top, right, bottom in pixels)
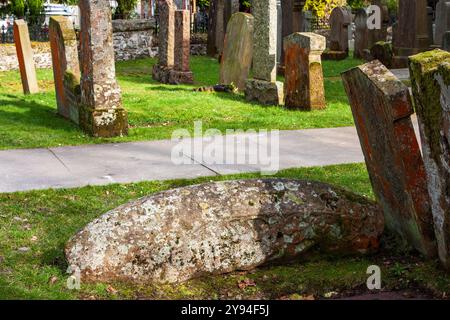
left=0, top=163, right=448, bottom=300
left=0, top=55, right=361, bottom=150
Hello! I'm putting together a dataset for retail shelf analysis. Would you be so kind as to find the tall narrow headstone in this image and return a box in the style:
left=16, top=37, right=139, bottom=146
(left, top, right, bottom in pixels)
left=341, top=60, right=436, bottom=257
left=220, top=12, right=254, bottom=91
left=152, top=0, right=175, bottom=82
left=207, top=0, right=225, bottom=56
left=224, top=0, right=240, bottom=34
left=78, top=0, right=128, bottom=137
left=409, top=49, right=450, bottom=270
left=443, top=31, right=450, bottom=51
left=245, top=0, right=284, bottom=105
left=354, top=8, right=369, bottom=59
left=169, top=10, right=193, bottom=84
left=13, top=20, right=39, bottom=94
left=284, top=32, right=326, bottom=110
left=280, top=1, right=306, bottom=67
left=435, top=0, right=450, bottom=46
left=49, top=16, right=81, bottom=124
left=392, top=0, right=430, bottom=68
left=329, top=7, right=352, bottom=55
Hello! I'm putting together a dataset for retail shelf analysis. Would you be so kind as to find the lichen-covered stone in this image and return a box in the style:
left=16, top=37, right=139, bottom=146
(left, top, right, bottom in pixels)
left=219, top=12, right=254, bottom=91
left=284, top=32, right=326, bottom=110
left=65, top=179, right=384, bottom=284
left=13, top=20, right=39, bottom=94
left=341, top=60, right=436, bottom=257
left=245, top=79, right=284, bottom=105
left=409, top=49, right=450, bottom=270
left=49, top=16, right=81, bottom=124
left=78, top=0, right=128, bottom=137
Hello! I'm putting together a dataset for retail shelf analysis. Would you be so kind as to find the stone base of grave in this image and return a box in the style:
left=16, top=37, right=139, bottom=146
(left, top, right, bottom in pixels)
left=79, top=106, right=128, bottom=138
left=322, top=50, right=348, bottom=61
left=245, top=79, right=284, bottom=106
left=152, top=64, right=172, bottom=83
left=168, top=70, right=194, bottom=84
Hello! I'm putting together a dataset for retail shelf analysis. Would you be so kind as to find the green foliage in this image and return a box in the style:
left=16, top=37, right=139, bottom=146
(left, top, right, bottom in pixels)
left=115, top=0, right=139, bottom=18
left=4, top=0, right=43, bottom=18
left=9, top=0, right=25, bottom=17
left=304, top=0, right=347, bottom=21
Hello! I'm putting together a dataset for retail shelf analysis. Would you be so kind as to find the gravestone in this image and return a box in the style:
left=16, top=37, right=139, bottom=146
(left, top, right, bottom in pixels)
left=207, top=0, right=225, bottom=56
left=245, top=0, right=284, bottom=105
left=427, top=6, right=434, bottom=45
left=354, top=8, right=369, bottom=59
left=443, top=31, right=450, bottom=51
left=13, top=20, right=39, bottom=94
left=220, top=12, right=254, bottom=91
left=66, top=179, right=384, bottom=284
left=152, top=0, right=175, bottom=83
left=341, top=60, right=436, bottom=257
left=168, top=10, right=193, bottom=84
left=284, top=32, right=326, bottom=110
left=224, top=0, right=240, bottom=36
left=49, top=16, right=81, bottom=124
left=435, top=0, right=450, bottom=46
left=370, top=41, right=393, bottom=68
left=279, top=0, right=306, bottom=68
left=392, top=0, right=430, bottom=68
left=78, top=0, right=128, bottom=137
left=368, top=0, right=388, bottom=48
left=409, top=49, right=450, bottom=270
left=328, top=7, right=352, bottom=58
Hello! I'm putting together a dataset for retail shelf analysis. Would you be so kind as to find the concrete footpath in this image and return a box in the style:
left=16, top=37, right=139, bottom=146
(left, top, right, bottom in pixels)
left=0, top=123, right=419, bottom=193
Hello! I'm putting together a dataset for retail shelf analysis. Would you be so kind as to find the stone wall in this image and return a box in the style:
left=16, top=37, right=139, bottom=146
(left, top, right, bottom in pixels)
left=0, top=42, right=52, bottom=71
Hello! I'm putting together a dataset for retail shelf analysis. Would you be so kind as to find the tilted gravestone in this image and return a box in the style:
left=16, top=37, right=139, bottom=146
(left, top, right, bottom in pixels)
left=328, top=7, right=352, bottom=57
left=284, top=32, right=326, bottom=110
left=341, top=60, right=436, bottom=257
left=354, top=8, right=369, bottom=59
left=13, top=20, right=39, bottom=94
left=409, top=49, right=450, bottom=270
left=168, top=10, right=193, bottom=84
left=245, top=0, right=284, bottom=105
left=435, top=0, right=450, bottom=46
left=78, top=0, right=128, bottom=137
left=392, top=0, right=430, bottom=68
left=152, top=0, right=175, bottom=83
left=49, top=16, right=81, bottom=124
left=220, top=12, right=254, bottom=91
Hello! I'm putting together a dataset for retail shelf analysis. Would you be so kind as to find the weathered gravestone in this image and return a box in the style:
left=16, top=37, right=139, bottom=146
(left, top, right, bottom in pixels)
left=341, top=60, right=436, bottom=257
left=13, top=20, right=39, bottom=94
left=220, top=12, right=254, bottom=91
left=168, top=10, right=193, bottom=84
left=370, top=41, right=393, bottom=68
left=392, top=0, right=430, bottom=68
left=443, top=31, right=450, bottom=51
left=284, top=32, right=326, bottom=110
left=245, top=0, right=284, bottom=105
left=49, top=16, right=81, bottom=124
left=323, top=7, right=351, bottom=61
left=207, top=0, right=225, bottom=56
left=152, top=0, right=175, bottom=83
left=66, top=179, right=384, bottom=284
left=354, top=8, right=369, bottom=59
left=409, top=49, right=450, bottom=270
left=78, top=0, right=128, bottom=137
left=435, top=1, right=450, bottom=46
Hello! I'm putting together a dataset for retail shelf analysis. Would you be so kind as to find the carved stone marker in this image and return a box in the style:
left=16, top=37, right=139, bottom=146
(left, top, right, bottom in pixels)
left=284, top=32, right=326, bottom=110
left=341, top=60, right=436, bottom=257
left=329, top=7, right=351, bottom=56
left=354, top=8, right=368, bottom=59
left=435, top=0, right=450, bottom=46
left=168, top=10, right=193, bottom=84
left=152, top=0, right=175, bottom=83
left=13, top=20, right=39, bottom=94
left=66, top=179, right=384, bottom=284
left=220, top=12, right=254, bottom=91
left=245, top=0, right=284, bottom=105
left=78, top=0, right=128, bottom=137
left=49, top=16, right=81, bottom=124
left=392, top=0, right=430, bottom=68
left=409, top=50, right=450, bottom=270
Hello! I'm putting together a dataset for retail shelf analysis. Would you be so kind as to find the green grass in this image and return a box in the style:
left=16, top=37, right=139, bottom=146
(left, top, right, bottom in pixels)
left=0, top=55, right=362, bottom=150
left=0, top=163, right=448, bottom=300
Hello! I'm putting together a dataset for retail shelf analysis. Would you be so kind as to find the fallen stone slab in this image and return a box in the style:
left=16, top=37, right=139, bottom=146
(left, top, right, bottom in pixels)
left=66, top=179, right=384, bottom=284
